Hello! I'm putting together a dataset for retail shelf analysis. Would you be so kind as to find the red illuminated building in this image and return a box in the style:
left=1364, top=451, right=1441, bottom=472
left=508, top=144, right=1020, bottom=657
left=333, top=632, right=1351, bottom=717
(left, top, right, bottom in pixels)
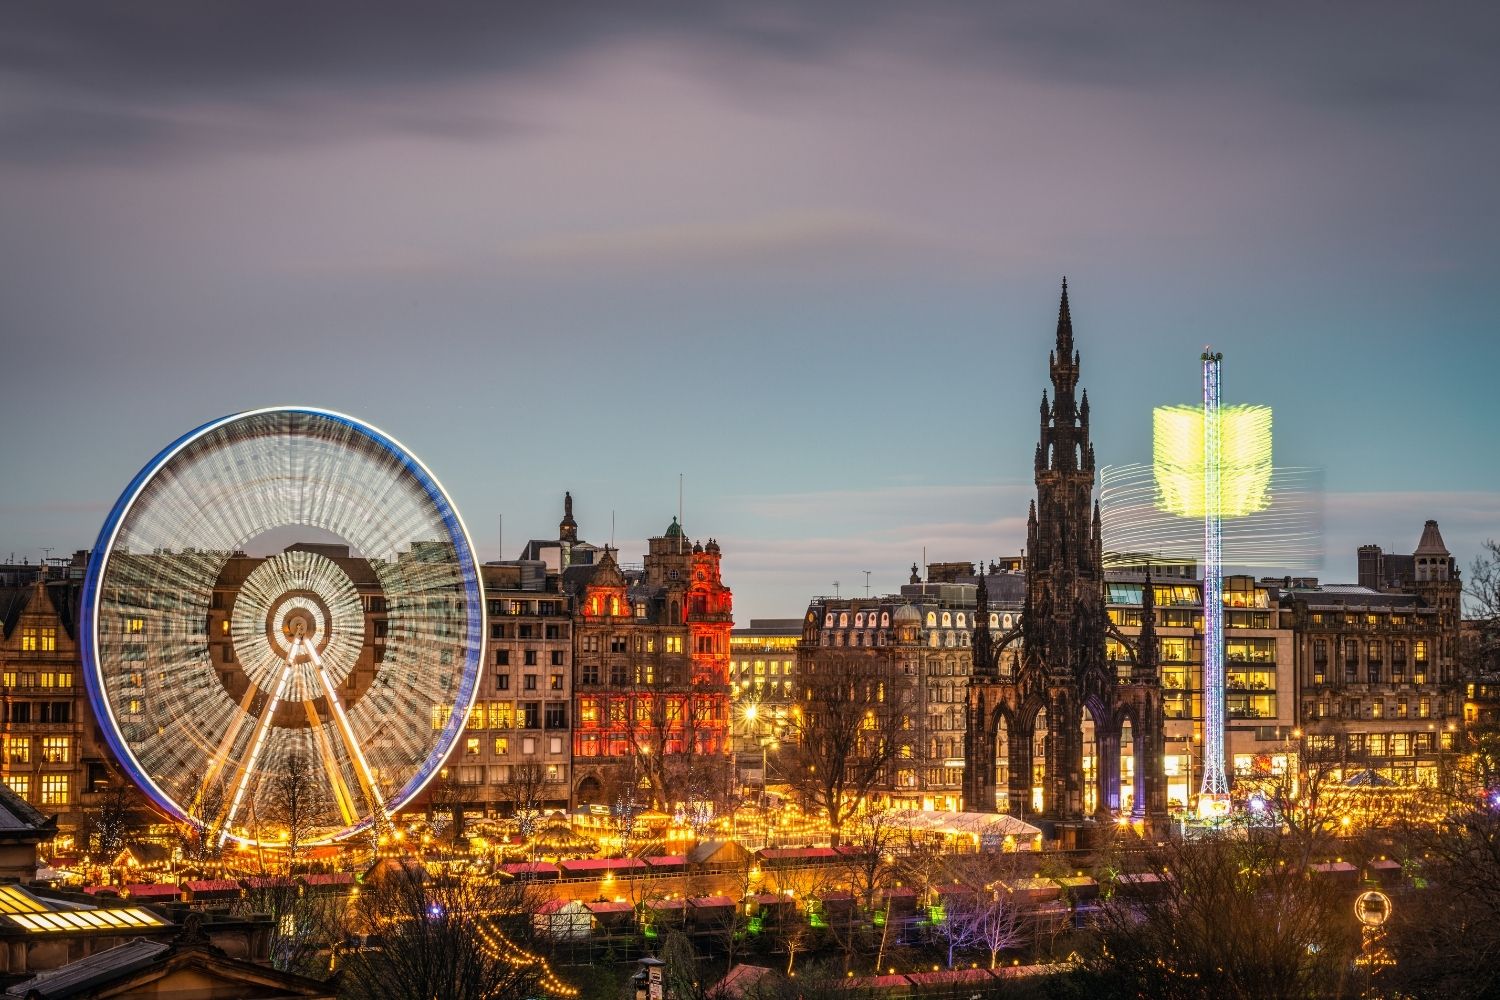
left=568, top=517, right=733, bottom=811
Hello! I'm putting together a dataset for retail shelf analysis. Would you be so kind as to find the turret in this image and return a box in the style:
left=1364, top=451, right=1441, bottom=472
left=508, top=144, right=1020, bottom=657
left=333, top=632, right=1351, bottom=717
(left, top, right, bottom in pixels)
left=973, top=565, right=994, bottom=677
left=1134, top=567, right=1159, bottom=681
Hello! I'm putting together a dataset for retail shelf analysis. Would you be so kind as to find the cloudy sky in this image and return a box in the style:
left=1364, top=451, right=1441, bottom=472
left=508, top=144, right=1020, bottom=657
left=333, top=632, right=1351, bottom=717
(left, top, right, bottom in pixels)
left=2, top=2, right=1498, bottom=620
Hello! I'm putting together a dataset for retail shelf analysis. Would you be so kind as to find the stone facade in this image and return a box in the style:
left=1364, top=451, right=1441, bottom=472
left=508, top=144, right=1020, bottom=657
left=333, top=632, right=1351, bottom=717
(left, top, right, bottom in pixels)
left=1281, top=522, right=1463, bottom=786
left=798, top=567, right=1026, bottom=811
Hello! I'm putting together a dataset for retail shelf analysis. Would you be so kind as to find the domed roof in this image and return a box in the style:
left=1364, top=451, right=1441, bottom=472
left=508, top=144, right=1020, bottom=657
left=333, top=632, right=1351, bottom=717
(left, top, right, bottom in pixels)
left=664, top=517, right=684, bottom=538
left=893, top=603, right=922, bottom=625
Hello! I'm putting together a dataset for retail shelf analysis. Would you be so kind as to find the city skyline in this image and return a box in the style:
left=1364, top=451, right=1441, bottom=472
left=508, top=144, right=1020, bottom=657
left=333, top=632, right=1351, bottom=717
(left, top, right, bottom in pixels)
left=3, top=3, right=1499, bottom=620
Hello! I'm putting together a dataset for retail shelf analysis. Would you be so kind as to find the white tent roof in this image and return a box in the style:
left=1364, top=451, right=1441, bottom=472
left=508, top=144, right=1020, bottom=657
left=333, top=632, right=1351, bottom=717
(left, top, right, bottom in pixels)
left=878, top=809, right=1042, bottom=839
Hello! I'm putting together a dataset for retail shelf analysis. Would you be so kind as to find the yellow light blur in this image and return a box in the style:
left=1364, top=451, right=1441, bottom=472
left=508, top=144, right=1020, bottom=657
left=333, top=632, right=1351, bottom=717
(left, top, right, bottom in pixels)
left=1153, top=404, right=1273, bottom=518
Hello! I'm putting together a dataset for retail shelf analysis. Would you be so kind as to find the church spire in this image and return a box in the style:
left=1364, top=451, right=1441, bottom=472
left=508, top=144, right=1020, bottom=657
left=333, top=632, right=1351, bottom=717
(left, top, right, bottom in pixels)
left=1056, top=276, right=1073, bottom=359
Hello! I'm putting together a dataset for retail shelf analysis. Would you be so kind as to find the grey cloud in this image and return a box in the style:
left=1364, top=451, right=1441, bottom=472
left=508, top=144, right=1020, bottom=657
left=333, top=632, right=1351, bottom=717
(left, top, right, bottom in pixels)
left=3, top=2, right=1496, bottom=164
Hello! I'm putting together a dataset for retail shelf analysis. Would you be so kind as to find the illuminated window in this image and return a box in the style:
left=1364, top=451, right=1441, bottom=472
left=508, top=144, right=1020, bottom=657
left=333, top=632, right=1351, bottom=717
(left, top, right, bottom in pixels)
left=38, top=628, right=56, bottom=652
left=41, top=737, right=69, bottom=763
left=5, top=776, right=28, bottom=798
left=40, top=775, right=67, bottom=806
left=431, top=705, right=452, bottom=731
left=666, top=637, right=683, bottom=653
left=125, top=617, right=144, bottom=634
left=465, top=737, right=480, bottom=755
left=20, top=629, right=36, bottom=651
left=221, top=619, right=230, bottom=635
left=550, top=673, right=563, bottom=690
left=1, top=673, right=13, bottom=688
left=580, top=699, right=599, bottom=725
left=488, top=702, right=513, bottom=729
left=494, top=736, right=509, bottom=755
left=3, top=737, right=29, bottom=764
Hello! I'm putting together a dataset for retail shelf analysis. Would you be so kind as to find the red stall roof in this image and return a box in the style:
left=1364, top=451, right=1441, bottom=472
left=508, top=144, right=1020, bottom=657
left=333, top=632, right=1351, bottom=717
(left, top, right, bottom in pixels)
left=559, top=858, right=647, bottom=875
left=122, top=883, right=180, bottom=900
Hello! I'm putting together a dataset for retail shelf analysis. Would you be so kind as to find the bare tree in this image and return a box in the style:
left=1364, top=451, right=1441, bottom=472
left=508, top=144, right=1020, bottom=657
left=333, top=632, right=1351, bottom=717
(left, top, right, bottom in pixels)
left=1239, top=733, right=1346, bottom=871
left=236, top=880, right=345, bottom=977
left=340, top=866, right=550, bottom=1000
left=1084, top=832, right=1362, bottom=1000
left=940, top=851, right=1031, bottom=969
left=1383, top=801, right=1500, bottom=999
left=975, top=892, right=1028, bottom=970
left=265, top=752, right=317, bottom=873
left=426, top=772, right=479, bottom=847
left=782, top=657, right=912, bottom=845
left=182, top=777, right=228, bottom=867
left=81, top=782, right=136, bottom=861
left=501, top=761, right=548, bottom=848
left=1462, top=539, right=1500, bottom=709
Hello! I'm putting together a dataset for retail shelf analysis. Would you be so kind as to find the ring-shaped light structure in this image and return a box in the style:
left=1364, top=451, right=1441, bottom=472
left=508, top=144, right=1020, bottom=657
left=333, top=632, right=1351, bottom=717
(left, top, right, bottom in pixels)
left=81, top=407, right=484, bottom=845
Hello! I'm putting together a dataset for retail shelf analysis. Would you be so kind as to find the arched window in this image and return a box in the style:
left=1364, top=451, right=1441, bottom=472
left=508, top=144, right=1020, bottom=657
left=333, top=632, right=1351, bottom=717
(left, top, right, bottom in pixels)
left=926, top=612, right=937, bottom=627
left=989, top=612, right=999, bottom=628
left=839, top=612, right=849, bottom=628
left=854, top=612, right=865, bottom=628
left=610, top=596, right=620, bottom=616
left=941, top=612, right=952, bottom=628
left=956, top=613, right=966, bottom=628
left=825, top=613, right=834, bottom=627
left=880, top=612, right=890, bottom=627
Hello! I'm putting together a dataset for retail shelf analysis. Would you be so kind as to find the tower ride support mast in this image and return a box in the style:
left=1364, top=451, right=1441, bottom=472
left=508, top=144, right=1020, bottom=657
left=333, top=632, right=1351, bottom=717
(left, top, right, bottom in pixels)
left=1200, top=350, right=1229, bottom=800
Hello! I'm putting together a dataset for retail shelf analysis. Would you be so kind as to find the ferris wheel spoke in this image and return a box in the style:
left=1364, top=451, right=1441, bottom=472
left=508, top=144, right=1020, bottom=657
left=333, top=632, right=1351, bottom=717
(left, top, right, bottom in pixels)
left=307, top=642, right=387, bottom=821
left=303, top=700, right=360, bottom=828
left=218, top=648, right=297, bottom=842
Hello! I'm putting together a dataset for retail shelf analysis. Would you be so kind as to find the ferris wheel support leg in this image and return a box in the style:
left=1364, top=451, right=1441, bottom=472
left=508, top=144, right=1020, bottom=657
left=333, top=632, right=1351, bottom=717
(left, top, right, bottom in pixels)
left=193, top=682, right=262, bottom=817
left=219, top=651, right=296, bottom=844
left=303, top=701, right=361, bottom=828
left=308, top=644, right=387, bottom=824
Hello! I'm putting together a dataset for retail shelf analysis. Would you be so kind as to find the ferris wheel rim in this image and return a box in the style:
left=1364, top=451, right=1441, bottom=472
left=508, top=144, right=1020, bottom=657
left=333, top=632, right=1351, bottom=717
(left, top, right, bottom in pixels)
left=80, top=405, right=485, bottom=843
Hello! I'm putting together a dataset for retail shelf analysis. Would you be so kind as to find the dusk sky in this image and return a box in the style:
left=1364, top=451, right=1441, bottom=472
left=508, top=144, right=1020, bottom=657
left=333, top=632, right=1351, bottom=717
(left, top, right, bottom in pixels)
left=2, top=3, right=1498, bottom=621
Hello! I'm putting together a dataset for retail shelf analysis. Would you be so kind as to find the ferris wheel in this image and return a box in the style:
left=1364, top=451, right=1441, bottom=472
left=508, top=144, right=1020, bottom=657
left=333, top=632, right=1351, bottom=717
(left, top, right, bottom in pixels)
left=80, top=407, right=484, bottom=846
